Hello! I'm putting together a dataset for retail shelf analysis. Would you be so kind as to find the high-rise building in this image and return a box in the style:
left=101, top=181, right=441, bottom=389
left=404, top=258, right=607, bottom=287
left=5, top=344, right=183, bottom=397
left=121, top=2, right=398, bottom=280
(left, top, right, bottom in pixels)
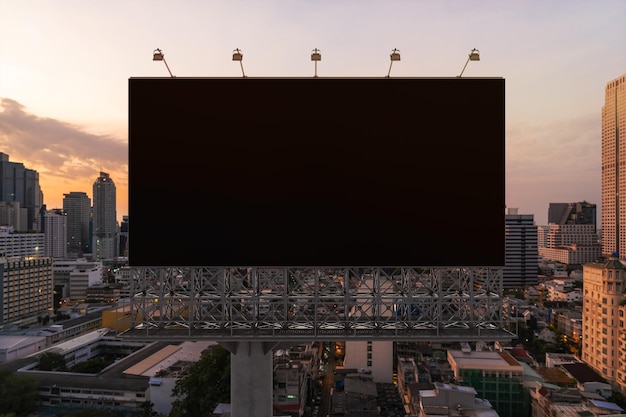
left=0, top=200, right=27, bottom=231
left=548, top=201, right=597, bottom=228
left=63, top=191, right=91, bottom=258
left=119, top=215, right=129, bottom=257
left=582, top=257, right=626, bottom=390
left=92, top=172, right=117, bottom=260
left=42, top=208, right=67, bottom=259
left=539, top=203, right=602, bottom=265
left=601, top=73, right=626, bottom=258
left=0, top=152, right=43, bottom=231
left=618, top=303, right=626, bottom=394
left=504, top=208, right=538, bottom=288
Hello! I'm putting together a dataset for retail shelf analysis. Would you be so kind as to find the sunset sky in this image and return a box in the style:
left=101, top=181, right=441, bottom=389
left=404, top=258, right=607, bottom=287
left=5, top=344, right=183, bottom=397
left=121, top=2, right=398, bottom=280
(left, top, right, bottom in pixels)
left=1, top=1, right=625, bottom=225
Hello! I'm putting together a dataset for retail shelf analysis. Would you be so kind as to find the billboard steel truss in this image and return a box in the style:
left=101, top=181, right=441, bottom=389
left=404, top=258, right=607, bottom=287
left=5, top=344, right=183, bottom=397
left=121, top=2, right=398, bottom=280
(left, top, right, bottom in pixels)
left=122, top=267, right=515, bottom=342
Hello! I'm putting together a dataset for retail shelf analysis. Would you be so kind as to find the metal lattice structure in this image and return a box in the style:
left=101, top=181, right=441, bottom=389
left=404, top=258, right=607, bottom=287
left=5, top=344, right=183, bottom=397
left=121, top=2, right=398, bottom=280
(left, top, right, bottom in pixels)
left=121, top=267, right=515, bottom=342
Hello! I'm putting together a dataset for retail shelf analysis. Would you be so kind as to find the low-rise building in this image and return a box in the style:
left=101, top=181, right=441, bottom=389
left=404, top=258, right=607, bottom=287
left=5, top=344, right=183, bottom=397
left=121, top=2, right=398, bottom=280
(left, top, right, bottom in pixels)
left=447, top=349, right=529, bottom=417
left=419, top=382, right=499, bottom=417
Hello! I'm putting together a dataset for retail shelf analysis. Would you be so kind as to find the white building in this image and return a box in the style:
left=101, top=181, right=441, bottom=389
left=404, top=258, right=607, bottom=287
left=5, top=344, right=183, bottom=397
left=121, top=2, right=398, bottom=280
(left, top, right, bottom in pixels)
left=0, top=335, right=46, bottom=363
left=42, top=209, right=67, bottom=259
left=343, top=340, right=394, bottom=383
left=0, top=226, right=44, bottom=258
left=419, top=382, right=499, bottom=417
left=53, top=258, right=103, bottom=302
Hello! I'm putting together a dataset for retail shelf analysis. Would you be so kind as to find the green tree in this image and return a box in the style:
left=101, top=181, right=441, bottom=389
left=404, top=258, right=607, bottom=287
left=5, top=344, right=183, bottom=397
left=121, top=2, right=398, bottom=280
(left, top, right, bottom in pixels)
left=38, top=352, right=66, bottom=371
left=609, top=391, right=626, bottom=409
left=69, top=357, right=112, bottom=374
left=170, top=345, right=230, bottom=417
left=0, top=370, right=40, bottom=416
left=140, top=401, right=155, bottom=417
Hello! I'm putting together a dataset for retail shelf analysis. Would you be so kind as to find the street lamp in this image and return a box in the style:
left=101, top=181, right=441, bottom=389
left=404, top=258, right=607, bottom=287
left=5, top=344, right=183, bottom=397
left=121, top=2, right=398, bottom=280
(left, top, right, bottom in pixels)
left=152, top=48, right=175, bottom=77
left=311, top=48, right=321, bottom=77
left=386, top=48, right=401, bottom=77
left=458, top=48, right=480, bottom=77
left=232, top=48, right=246, bottom=77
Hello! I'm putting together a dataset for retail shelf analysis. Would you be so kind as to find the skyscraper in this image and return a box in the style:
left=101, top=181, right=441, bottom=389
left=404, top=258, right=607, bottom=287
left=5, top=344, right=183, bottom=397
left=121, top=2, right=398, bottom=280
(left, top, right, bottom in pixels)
left=582, top=258, right=625, bottom=388
left=504, top=208, right=538, bottom=288
left=119, top=215, right=129, bottom=257
left=548, top=201, right=597, bottom=228
left=42, top=208, right=67, bottom=259
left=0, top=152, right=43, bottom=231
left=63, top=191, right=91, bottom=258
left=601, top=73, right=626, bottom=258
left=540, top=201, right=601, bottom=265
left=92, top=172, right=117, bottom=260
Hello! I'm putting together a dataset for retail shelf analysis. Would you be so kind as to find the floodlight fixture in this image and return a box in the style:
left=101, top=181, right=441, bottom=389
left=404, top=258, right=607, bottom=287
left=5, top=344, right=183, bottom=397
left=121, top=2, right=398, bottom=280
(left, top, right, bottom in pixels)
left=458, top=48, right=480, bottom=77
left=232, top=48, right=246, bottom=77
left=152, top=48, right=174, bottom=77
left=311, top=48, right=321, bottom=78
left=386, top=48, right=400, bottom=77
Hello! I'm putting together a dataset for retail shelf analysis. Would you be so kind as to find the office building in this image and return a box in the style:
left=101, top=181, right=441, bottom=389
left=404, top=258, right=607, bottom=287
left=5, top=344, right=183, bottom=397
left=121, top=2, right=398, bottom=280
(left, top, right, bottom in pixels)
left=504, top=208, right=538, bottom=288
left=119, top=215, right=128, bottom=257
left=42, top=208, right=67, bottom=259
left=0, top=153, right=43, bottom=232
left=582, top=257, right=626, bottom=391
left=63, top=191, right=91, bottom=258
left=0, top=226, right=52, bottom=324
left=0, top=225, right=44, bottom=258
left=602, top=73, right=626, bottom=258
left=0, top=256, right=53, bottom=325
left=618, top=303, right=626, bottom=394
left=0, top=200, right=27, bottom=231
left=539, top=224, right=601, bottom=265
left=92, top=172, right=117, bottom=260
left=540, top=202, right=602, bottom=265
left=548, top=201, right=597, bottom=228
left=53, top=258, right=103, bottom=302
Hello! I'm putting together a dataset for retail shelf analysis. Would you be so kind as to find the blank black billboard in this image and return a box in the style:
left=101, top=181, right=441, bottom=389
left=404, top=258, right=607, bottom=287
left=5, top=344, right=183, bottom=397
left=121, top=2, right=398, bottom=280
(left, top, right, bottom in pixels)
left=129, top=77, right=504, bottom=267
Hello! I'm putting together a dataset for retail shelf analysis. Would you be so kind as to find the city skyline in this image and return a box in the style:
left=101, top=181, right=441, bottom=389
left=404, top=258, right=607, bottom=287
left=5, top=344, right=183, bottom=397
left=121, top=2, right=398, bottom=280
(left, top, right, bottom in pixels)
left=1, top=1, right=626, bottom=225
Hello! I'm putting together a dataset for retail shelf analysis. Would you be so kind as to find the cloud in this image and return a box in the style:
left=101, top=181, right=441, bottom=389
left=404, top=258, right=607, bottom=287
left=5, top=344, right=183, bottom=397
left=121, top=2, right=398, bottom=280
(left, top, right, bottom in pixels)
left=0, top=98, right=128, bottom=181
left=0, top=98, right=128, bottom=219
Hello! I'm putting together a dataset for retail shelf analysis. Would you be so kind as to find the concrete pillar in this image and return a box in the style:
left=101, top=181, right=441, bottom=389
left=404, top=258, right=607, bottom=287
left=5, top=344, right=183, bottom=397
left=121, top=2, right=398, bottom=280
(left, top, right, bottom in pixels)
left=221, top=341, right=278, bottom=417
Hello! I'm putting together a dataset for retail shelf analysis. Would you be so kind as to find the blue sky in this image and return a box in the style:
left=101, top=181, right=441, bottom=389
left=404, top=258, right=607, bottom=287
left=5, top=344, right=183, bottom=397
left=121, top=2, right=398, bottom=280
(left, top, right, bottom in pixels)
left=1, top=0, right=625, bottom=225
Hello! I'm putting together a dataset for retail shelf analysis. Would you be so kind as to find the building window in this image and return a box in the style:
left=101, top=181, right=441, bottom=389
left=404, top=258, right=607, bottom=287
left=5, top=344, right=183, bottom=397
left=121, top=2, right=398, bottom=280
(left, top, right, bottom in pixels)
left=367, top=360, right=372, bottom=366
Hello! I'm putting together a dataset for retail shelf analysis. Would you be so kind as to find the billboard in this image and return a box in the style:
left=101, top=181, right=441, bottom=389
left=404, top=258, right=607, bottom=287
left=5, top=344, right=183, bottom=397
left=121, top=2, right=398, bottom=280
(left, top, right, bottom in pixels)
left=129, top=77, right=504, bottom=267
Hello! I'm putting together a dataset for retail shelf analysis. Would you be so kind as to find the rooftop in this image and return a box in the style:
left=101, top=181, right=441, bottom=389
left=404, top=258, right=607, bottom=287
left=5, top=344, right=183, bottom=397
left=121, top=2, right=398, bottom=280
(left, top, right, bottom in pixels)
left=448, top=349, right=523, bottom=371
left=561, top=363, right=606, bottom=384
